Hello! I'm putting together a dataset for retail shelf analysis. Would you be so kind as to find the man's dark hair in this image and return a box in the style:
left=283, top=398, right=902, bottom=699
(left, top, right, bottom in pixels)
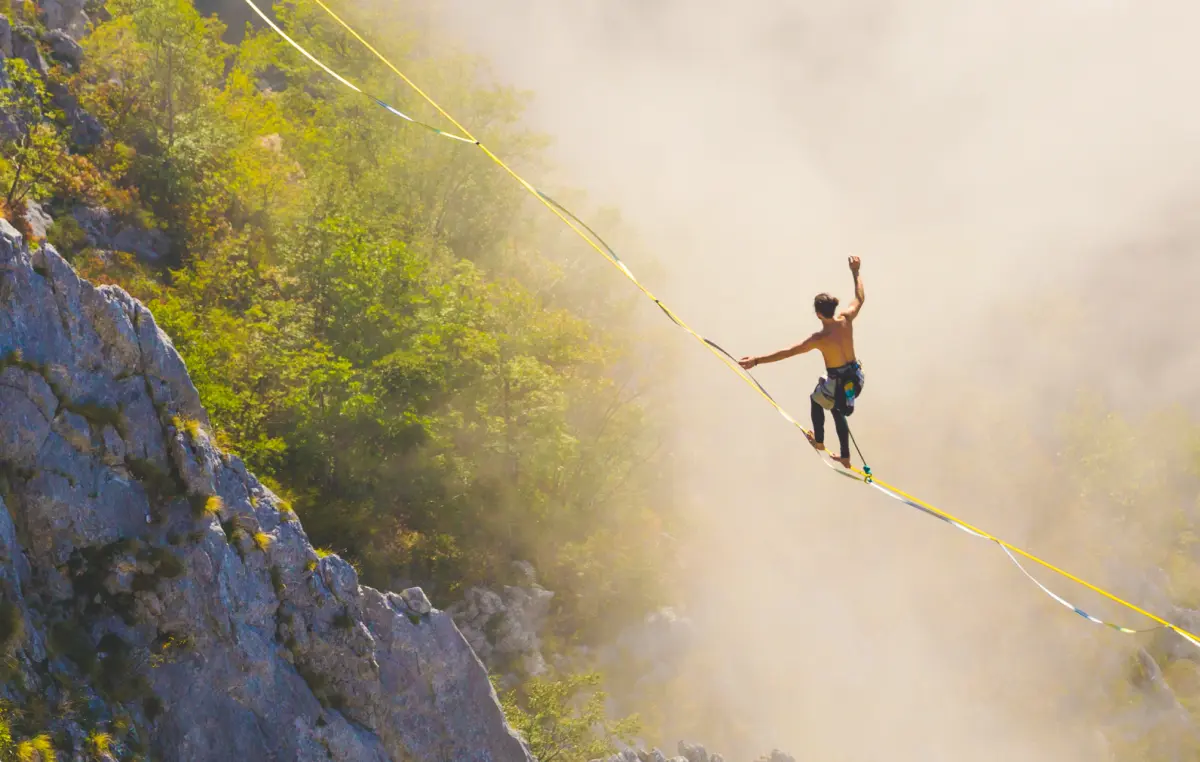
left=814, top=292, right=839, bottom=319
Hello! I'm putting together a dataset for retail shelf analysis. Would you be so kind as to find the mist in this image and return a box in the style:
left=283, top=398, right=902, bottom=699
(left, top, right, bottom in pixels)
left=395, top=1, right=1200, bottom=759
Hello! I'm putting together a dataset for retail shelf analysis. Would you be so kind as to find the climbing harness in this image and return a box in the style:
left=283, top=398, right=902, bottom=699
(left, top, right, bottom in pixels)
left=242, top=0, right=1200, bottom=649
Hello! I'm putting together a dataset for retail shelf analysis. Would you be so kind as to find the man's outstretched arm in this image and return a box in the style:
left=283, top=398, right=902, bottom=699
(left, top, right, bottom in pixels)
left=739, top=334, right=818, bottom=369
left=841, top=255, right=865, bottom=320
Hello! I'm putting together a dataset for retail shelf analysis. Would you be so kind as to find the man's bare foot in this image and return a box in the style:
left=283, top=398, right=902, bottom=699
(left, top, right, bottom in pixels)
left=832, top=456, right=851, bottom=468
left=805, top=432, right=826, bottom=453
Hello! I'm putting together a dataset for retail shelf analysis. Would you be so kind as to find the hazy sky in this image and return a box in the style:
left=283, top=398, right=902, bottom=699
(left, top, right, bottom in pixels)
left=410, top=1, right=1200, bottom=759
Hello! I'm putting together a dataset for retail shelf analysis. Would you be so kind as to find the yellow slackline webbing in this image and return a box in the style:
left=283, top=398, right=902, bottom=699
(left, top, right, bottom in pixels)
left=869, top=473, right=1195, bottom=636
left=264, top=0, right=1200, bottom=646
left=242, top=0, right=477, bottom=141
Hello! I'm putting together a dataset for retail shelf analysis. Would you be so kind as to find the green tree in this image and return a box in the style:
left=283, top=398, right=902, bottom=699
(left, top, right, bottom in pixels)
left=0, top=59, right=72, bottom=210
left=68, top=0, right=677, bottom=645
left=500, top=671, right=641, bottom=762
left=78, top=0, right=232, bottom=253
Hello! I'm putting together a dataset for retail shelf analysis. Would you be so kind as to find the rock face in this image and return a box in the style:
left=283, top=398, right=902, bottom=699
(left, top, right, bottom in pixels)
left=53, top=81, right=108, bottom=148
left=22, top=200, right=51, bottom=240
left=0, top=15, right=12, bottom=59
left=0, top=13, right=106, bottom=151
left=445, top=570, right=798, bottom=762
left=38, top=0, right=90, bottom=40
left=73, top=206, right=170, bottom=261
left=10, top=22, right=46, bottom=75
left=449, top=561, right=696, bottom=697
left=0, top=220, right=534, bottom=760
left=43, top=28, right=82, bottom=69
left=447, top=561, right=555, bottom=683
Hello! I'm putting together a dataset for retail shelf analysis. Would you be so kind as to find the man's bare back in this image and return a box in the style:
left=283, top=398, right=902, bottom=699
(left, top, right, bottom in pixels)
left=808, top=314, right=856, bottom=370
left=737, top=256, right=866, bottom=466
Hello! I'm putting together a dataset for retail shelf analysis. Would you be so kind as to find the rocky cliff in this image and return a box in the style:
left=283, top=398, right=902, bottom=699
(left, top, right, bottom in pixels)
left=0, top=219, right=534, bottom=760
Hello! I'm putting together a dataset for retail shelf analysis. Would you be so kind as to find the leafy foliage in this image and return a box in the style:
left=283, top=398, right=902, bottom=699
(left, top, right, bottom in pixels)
left=0, top=708, right=54, bottom=762
left=57, top=0, right=677, bottom=645
left=499, top=671, right=641, bottom=762
left=0, top=58, right=102, bottom=223
left=84, top=731, right=112, bottom=760
left=1, top=4, right=673, bottom=750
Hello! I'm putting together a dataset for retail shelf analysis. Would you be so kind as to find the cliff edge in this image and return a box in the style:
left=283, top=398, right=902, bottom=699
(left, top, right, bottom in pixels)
left=0, top=219, right=533, bottom=760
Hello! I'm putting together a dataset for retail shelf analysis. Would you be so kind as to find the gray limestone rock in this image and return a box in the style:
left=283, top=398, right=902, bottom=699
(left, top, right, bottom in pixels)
left=38, top=0, right=89, bottom=39
left=22, top=200, right=51, bottom=240
left=0, top=15, right=12, bottom=58
left=42, top=28, right=81, bottom=69
left=10, top=23, right=45, bottom=75
left=49, top=83, right=106, bottom=148
left=72, top=206, right=170, bottom=262
left=401, top=585, right=433, bottom=615
left=0, top=219, right=534, bottom=761
left=447, top=561, right=555, bottom=680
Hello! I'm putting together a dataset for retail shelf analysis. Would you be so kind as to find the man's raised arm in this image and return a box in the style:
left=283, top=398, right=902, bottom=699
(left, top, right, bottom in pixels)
left=842, top=255, right=865, bottom=320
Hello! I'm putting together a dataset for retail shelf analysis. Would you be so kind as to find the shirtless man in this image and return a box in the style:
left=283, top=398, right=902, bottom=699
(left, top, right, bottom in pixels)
left=739, top=256, right=866, bottom=467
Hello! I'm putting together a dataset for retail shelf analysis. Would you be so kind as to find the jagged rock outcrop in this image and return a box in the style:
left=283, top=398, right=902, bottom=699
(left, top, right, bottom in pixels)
left=0, top=13, right=107, bottom=150
left=9, top=21, right=47, bottom=75
left=43, top=28, right=82, bottom=69
left=72, top=206, right=169, bottom=261
left=57, top=86, right=107, bottom=148
left=447, top=560, right=554, bottom=683
left=0, top=18, right=22, bottom=144
left=22, top=200, right=52, bottom=240
left=0, top=220, right=534, bottom=760
left=0, top=15, right=12, bottom=59
left=446, top=572, right=795, bottom=762
left=38, top=0, right=90, bottom=40
left=448, top=565, right=695, bottom=696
